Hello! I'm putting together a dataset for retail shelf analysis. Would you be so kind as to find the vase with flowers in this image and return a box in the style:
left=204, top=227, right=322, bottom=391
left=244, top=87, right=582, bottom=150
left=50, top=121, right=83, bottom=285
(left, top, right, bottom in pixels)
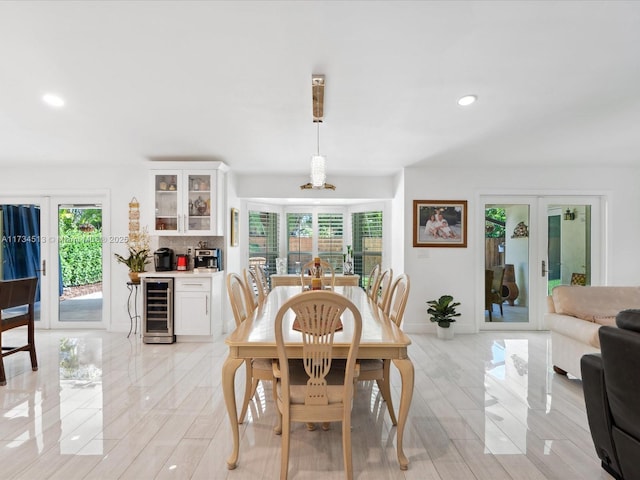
left=115, top=227, right=150, bottom=284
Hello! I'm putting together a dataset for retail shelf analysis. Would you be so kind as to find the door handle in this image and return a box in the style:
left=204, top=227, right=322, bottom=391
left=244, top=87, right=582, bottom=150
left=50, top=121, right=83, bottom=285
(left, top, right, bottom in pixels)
left=37, top=259, right=46, bottom=276
left=541, top=260, right=547, bottom=277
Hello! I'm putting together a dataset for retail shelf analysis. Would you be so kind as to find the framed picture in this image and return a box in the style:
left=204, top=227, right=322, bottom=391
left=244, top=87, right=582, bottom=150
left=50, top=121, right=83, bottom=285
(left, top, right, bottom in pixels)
left=230, top=208, right=239, bottom=247
left=413, top=200, right=467, bottom=248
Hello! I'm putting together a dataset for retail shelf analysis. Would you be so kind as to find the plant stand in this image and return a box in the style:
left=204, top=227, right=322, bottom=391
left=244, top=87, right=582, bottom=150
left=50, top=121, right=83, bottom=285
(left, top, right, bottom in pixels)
left=437, top=325, right=454, bottom=340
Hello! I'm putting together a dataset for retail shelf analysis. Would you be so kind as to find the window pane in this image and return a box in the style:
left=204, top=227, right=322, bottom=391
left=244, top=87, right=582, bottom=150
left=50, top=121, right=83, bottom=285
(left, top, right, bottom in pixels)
left=318, top=213, right=344, bottom=273
left=352, top=211, right=383, bottom=288
left=287, top=213, right=312, bottom=273
left=249, top=210, right=279, bottom=282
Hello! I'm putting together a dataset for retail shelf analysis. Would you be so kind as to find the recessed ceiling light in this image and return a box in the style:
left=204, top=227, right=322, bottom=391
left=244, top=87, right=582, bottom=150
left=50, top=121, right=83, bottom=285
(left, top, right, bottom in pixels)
left=457, top=95, right=477, bottom=106
left=42, top=93, right=65, bottom=108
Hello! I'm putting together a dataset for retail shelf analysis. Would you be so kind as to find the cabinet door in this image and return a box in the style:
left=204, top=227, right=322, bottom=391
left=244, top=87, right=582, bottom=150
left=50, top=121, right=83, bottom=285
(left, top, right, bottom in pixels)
left=184, top=170, right=217, bottom=235
left=174, top=290, right=211, bottom=335
left=151, top=170, right=183, bottom=234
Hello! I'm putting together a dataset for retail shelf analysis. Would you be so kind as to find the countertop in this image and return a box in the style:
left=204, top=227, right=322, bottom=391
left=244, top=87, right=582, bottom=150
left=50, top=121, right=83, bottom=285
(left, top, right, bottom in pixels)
left=138, top=269, right=224, bottom=278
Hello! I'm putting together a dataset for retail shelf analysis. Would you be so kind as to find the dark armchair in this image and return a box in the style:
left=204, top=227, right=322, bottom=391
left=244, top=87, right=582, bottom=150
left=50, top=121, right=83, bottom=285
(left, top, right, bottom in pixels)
left=581, top=309, right=640, bottom=480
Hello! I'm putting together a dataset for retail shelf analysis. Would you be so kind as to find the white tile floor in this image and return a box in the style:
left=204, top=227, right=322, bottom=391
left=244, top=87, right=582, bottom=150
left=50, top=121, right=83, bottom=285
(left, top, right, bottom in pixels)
left=0, top=328, right=612, bottom=479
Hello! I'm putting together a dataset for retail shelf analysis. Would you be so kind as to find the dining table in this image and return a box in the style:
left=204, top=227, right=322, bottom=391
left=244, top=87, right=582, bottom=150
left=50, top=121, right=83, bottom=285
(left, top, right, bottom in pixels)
left=222, top=285, right=414, bottom=470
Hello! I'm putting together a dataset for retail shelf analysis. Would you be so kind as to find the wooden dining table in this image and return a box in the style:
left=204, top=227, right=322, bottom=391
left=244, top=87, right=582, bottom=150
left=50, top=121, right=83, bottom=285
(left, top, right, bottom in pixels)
left=222, top=285, right=414, bottom=470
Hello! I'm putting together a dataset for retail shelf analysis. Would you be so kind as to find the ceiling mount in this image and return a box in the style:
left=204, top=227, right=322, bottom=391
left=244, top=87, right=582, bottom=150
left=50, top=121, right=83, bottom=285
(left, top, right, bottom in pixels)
left=312, top=74, right=325, bottom=122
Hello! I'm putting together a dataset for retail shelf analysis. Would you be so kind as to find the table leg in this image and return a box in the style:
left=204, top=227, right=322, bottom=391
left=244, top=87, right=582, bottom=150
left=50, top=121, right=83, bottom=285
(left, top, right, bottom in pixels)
left=392, top=357, right=414, bottom=470
left=223, top=356, right=244, bottom=469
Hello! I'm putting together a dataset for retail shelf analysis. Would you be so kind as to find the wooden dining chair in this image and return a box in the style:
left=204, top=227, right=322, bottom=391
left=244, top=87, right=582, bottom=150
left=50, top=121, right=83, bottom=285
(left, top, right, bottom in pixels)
left=376, top=268, right=393, bottom=311
left=357, top=273, right=410, bottom=425
left=243, top=267, right=264, bottom=310
left=0, top=277, right=39, bottom=386
left=272, top=290, right=362, bottom=480
left=254, top=263, right=270, bottom=296
left=365, top=263, right=381, bottom=300
left=300, top=258, right=336, bottom=290
left=226, top=272, right=276, bottom=424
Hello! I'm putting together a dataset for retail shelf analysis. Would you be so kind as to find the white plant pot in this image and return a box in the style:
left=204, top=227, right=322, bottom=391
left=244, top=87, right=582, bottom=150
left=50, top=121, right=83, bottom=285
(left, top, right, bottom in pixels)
left=436, top=324, right=454, bottom=339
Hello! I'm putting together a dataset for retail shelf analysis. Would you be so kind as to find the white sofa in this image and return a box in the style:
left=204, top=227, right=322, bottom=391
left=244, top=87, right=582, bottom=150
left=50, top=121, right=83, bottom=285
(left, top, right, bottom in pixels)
left=545, top=286, right=640, bottom=379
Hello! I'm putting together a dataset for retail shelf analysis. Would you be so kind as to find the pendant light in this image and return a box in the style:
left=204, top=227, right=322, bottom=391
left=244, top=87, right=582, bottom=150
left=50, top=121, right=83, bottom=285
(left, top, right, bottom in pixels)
left=301, top=74, right=335, bottom=190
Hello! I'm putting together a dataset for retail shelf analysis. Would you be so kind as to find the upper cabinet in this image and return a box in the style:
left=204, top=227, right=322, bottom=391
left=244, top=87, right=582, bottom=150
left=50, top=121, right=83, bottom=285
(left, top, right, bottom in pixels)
left=150, top=162, right=227, bottom=236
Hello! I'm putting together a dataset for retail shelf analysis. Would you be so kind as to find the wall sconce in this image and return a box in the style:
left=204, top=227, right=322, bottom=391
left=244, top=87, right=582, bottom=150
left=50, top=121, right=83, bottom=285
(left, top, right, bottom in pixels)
left=564, top=208, right=576, bottom=221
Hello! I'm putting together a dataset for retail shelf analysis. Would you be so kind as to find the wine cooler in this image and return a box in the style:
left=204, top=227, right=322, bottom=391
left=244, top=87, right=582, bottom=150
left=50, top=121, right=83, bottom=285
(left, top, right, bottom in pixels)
left=142, top=277, right=175, bottom=344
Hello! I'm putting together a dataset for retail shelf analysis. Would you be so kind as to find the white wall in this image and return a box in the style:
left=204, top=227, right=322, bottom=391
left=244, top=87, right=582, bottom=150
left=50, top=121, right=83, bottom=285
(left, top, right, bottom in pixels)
left=402, top=165, right=640, bottom=334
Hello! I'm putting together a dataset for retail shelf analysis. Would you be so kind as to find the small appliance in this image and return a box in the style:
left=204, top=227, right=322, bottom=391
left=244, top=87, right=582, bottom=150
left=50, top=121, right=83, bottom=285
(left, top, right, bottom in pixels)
left=154, top=248, right=174, bottom=271
left=176, top=254, right=189, bottom=271
left=194, top=248, right=221, bottom=271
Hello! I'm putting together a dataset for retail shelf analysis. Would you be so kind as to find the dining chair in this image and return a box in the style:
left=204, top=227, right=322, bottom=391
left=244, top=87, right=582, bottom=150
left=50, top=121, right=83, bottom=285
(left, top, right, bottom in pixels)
left=243, top=267, right=264, bottom=310
left=357, top=273, right=410, bottom=425
left=0, top=277, right=39, bottom=386
left=376, top=268, right=393, bottom=311
left=226, top=272, right=276, bottom=424
left=272, top=290, right=362, bottom=480
left=365, top=263, right=381, bottom=300
left=254, top=263, right=270, bottom=296
left=300, top=258, right=336, bottom=290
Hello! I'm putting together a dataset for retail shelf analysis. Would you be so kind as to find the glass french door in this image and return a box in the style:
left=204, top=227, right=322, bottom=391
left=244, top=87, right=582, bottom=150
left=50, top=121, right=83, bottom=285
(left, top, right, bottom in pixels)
left=480, top=195, right=603, bottom=330
left=1, top=195, right=107, bottom=329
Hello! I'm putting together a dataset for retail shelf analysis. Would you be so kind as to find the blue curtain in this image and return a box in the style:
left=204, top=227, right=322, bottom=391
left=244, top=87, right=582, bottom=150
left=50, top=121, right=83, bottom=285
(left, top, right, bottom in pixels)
left=1, top=205, right=64, bottom=299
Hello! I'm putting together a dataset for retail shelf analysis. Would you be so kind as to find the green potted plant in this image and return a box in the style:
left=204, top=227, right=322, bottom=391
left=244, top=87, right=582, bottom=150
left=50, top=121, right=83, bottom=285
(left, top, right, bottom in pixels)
left=427, top=294, right=461, bottom=339
left=115, top=228, right=150, bottom=284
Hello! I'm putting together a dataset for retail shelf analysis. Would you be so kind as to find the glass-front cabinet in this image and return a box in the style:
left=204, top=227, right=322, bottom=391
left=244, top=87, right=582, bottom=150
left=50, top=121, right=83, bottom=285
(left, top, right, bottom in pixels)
left=151, top=169, right=219, bottom=235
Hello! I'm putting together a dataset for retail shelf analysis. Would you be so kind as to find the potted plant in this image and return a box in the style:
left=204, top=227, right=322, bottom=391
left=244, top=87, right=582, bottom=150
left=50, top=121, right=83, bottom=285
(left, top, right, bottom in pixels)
left=115, top=228, right=151, bottom=284
left=427, top=294, right=461, bottom=339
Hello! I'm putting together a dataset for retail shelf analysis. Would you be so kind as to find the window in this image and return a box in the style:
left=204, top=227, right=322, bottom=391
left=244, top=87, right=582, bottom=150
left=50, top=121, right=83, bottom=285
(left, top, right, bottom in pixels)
left=352, top=210, right=383, bottom=288
left=287, top=213, right=313, bottom=273
left=248, top=210, right=279, bottom=280
left=318, top=213, right=344, bottom=273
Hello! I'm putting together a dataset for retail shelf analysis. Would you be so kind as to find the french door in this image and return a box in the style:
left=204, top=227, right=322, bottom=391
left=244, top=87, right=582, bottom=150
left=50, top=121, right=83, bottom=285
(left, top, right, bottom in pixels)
left=480, top=195, right=603, bottom=330
left=0, top=194, right=108, bottom=329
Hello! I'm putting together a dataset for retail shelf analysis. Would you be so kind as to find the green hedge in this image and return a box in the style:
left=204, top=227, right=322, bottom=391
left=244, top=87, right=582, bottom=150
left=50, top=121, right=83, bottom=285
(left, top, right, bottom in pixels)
left=59, top=230, right=102, bottom=286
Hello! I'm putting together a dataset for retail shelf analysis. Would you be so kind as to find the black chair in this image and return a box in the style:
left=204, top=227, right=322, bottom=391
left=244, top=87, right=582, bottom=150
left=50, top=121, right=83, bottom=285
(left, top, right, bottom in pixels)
left=581, top=309, right=640, bottom=480
left=0, top=277, right=39, bottom=386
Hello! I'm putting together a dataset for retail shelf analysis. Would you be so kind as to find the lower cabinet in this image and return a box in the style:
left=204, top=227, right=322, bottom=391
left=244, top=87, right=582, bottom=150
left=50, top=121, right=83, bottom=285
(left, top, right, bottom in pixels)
left=174, top=277, right=211, bottom=336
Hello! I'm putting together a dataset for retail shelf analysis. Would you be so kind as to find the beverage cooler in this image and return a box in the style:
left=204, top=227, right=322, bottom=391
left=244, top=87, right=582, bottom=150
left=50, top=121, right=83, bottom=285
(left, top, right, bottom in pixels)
left=142, top=278, right=175, bottom=344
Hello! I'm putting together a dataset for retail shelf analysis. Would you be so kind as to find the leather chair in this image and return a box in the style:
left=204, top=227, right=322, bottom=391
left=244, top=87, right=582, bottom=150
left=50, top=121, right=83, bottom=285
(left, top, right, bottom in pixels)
left=581, top=309, right=640, bottom=480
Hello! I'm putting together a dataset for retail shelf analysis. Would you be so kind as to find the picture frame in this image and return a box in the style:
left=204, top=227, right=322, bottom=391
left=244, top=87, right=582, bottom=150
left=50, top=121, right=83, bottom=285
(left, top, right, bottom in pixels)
left=230, top=208, right=239, bottom=247
left=413, top=200, right=467, bottom=248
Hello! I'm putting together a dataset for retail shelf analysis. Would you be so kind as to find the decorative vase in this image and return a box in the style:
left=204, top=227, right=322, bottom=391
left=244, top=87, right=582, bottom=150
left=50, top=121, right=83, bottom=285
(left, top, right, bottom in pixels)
left=128, top=271, right=140, bottom=284
left=437, top=324, right=454, bottom=339
left=275, top=257, right=287, bottom=275
left=343, top=261, right=353, bottom=275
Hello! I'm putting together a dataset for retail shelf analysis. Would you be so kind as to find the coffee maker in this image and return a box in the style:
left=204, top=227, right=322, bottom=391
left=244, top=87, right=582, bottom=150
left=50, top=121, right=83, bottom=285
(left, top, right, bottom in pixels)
left=194, top=248, right=221, bottom=271
left=154, top=248, right=174, bottom=271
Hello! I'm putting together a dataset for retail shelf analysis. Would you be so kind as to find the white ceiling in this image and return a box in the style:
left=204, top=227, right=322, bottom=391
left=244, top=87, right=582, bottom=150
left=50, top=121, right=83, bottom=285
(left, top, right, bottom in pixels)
left=1, top=1, right=639, bottom=177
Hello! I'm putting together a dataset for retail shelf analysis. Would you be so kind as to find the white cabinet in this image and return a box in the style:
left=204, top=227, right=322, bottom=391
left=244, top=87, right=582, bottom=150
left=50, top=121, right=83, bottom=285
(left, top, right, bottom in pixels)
left=174, top=277, right=211, bottom=336
left=150, top=162, right=226, bottom=236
